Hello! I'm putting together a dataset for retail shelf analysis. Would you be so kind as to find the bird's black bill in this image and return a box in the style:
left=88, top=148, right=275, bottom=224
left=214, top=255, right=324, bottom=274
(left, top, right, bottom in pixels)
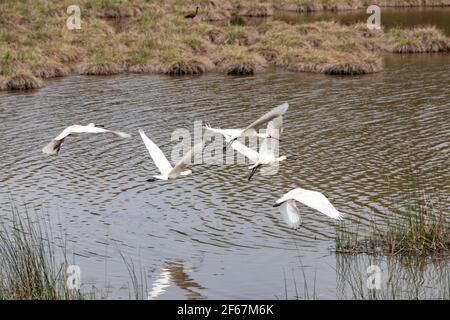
left=147, top=178, right=157, bottom=182
left=272, top=202, right=282, bottom=207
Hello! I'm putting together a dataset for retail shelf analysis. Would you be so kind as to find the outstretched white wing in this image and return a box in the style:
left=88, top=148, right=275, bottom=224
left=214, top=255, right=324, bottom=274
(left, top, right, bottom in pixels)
left=276, top=188, right=343, bottom=221
left=139, top=129, right=173, bottom=176
left=69, top=125, right=131, bottom=138
left=267, top=116, right=283, bottom=137
left=168, top=140, right=204, bottom=179
left=224, top=135, right=259, bottom=163
left=241, top=102, right=288, bottom=137
left=44, top=124, right=130, bottom=155
left=259, top=137, right=277, bottom=158
left=204, top=125, right=258, bottom=138
left=204, top=126, right=242, bottom=137
left=260, top=115, right=283, bottom=158
left=54, top=125, right=76, bottom=141
left=280, top=200, right=302, bottom=229
left=42, top=139, right=64, bottom=155
left=292, top=189, right=343, bottom=220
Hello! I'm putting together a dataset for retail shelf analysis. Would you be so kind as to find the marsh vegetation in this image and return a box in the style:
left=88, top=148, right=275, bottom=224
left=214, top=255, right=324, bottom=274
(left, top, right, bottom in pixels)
left=1, top=0, right=449, bottom=90
left=336, top=254, right=450, bottom=299
left=336, top=169, right=449, bottom=256
left=0, top=203, right=83, bottom=299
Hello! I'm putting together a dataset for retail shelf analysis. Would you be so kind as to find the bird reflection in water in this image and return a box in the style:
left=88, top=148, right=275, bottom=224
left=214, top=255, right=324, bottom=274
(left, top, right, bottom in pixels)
left=147, top=262, right=205, bottom=299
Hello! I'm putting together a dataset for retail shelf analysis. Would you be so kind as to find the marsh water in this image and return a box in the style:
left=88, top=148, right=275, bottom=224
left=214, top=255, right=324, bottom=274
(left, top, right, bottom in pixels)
left=275, top=7, right=450, bottom=35
left=0, top=9, right=449, bottom=299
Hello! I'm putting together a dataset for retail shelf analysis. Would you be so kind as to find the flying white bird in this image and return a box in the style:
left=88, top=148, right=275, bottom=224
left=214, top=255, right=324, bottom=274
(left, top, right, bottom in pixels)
left=246, top=115, right=286, bottom=180
left=204, top=126, right=268, bottom=140
left=213, top=116, right=286, bottom=180
left=42, top=123, right=131, bottom=155
left=273, top=188, right=344, bottom=229
left=206, top=102, right=289, bottom=147
left=139, top=129, right=203, bottom=180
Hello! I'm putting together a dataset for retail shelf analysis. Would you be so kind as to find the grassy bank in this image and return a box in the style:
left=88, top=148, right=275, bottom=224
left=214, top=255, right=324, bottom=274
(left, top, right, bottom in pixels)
left=385, top=26, right=450, bottom=53
left=336, top=188, right=449, bottom=256
left=0, top=0, right=450, bottom=90
left=271, top=0, right=450, bottom=13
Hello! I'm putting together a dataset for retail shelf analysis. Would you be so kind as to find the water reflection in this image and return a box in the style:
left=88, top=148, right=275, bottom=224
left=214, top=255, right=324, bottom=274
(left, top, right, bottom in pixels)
left=148, top=262, right=205, bottom=300
left=336, top=254, right=450, bottom=299
left=275, top=7, right=450, bottom=35
left=223, top=8, right=450, bottom=35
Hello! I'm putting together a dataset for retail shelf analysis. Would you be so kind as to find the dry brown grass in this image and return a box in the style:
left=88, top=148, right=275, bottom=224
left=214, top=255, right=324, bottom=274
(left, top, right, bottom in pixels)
left=0, top=0, right=449, bottom=90
left=4, top=74, right=44, bottom=90
left=238, top=2, right=274, bottom=17
left=78, top=63, right=125, bottom=76
left=384, top=26, right=450, bottom=53
left=32, top=62, right=70, bottom=79
left=163, top=58, right=214, bottom=75
left=258, top=21, right=383, bottom=75
left=215, top=45, right=266, bottom=75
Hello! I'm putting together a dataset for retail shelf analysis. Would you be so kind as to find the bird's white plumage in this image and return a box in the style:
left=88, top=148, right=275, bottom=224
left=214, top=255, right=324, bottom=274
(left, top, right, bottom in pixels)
left=206, top=111, right=286, bottom=177
left=43, top=123, right=130, bottom=155
left=258, top=116, right=282, bottom=161
left=139, top=129, right=203, bottom=180
left=275, top=188, right=344, bottom=224
left=239, top=102, right=288, bottom=139
left=206, top=102, right=288, bottom=143
left=205, top=127, right=244, bottom=137
left=168, top=140, right=204, bottom=179
left=139, top=129, right=173, bottom=176
left=53, top=124, right=130, bottom=140
left=204, top=124, right=263, bottom=139
left=209, top=116, right=287, bottom=180
left=42, top=140, right=62, bottom=155
left=280, top=200, right=302, bottom=229
left=223, top=135, right=259, bottom=163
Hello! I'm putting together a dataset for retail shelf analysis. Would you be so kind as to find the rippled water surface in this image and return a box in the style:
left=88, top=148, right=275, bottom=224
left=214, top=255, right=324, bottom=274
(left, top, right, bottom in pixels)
left=1, top=41, right=449, bottom=300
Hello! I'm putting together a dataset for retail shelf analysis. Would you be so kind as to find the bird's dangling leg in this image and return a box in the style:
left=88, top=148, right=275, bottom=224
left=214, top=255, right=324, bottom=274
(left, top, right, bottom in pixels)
left=248, top=165, right=260, bottom=181
left=268, top=133, right=281, bottom=142
left=271, top=136, right=281, bottom=142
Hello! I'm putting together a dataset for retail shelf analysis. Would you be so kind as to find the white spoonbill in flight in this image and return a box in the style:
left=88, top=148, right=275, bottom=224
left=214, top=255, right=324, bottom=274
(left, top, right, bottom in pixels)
left=139, top=129, right=204, bottom=181
left=210, top=115, right=286, bottom=180
left=42, top=123, right=130, bottom=155
left=273, top=188, right=344, bottom=229
left=205, top=102, right=288, bottom=147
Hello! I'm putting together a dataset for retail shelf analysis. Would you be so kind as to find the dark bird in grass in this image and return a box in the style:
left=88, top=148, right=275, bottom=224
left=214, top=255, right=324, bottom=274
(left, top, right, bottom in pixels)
left=184, top=6, right=199, bottom=19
